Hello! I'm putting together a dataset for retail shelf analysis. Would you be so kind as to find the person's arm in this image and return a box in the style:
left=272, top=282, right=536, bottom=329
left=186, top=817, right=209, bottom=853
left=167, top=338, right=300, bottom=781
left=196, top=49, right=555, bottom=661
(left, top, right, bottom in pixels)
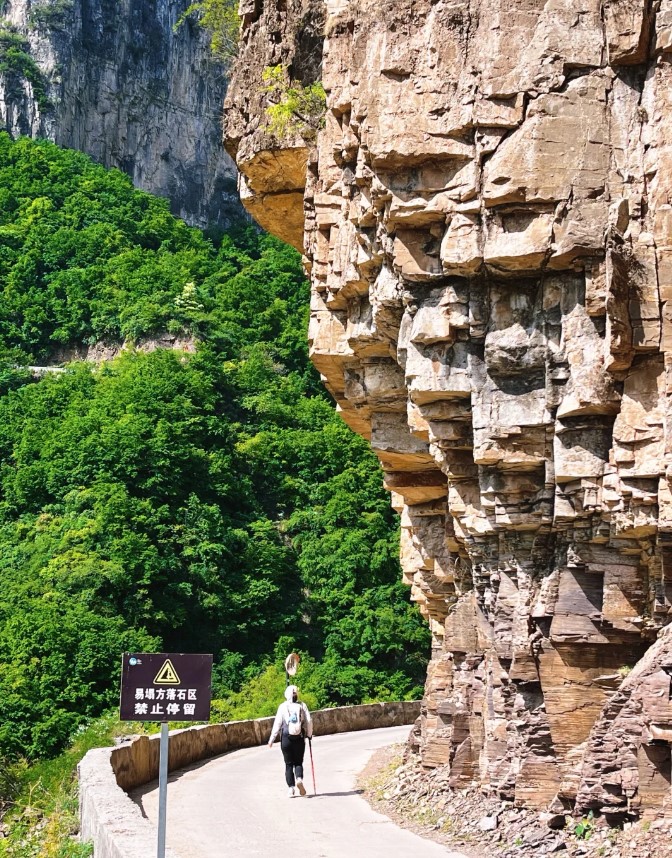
left=302, top=703, right=313, bottom=739
left=268, top=704, right=284, bottom=746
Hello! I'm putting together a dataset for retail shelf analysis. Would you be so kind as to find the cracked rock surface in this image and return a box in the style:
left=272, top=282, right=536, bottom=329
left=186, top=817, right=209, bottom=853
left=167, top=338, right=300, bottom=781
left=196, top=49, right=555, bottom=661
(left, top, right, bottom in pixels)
left=225, top=0, right=672, bottom=817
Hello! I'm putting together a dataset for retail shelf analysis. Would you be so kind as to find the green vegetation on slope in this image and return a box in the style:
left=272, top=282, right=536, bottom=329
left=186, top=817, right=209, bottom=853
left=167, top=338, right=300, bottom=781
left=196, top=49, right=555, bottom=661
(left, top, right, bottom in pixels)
left=0, top=133, right=226, bottom=359
left=0, top=135, right=429, bottom=780
left=0, top=714, right=156, bottom=858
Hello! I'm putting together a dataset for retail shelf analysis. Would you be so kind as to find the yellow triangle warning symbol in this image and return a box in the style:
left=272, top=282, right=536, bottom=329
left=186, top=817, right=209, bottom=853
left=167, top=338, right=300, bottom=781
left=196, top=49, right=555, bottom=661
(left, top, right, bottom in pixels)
left=154, top=659, right=180, bottom=685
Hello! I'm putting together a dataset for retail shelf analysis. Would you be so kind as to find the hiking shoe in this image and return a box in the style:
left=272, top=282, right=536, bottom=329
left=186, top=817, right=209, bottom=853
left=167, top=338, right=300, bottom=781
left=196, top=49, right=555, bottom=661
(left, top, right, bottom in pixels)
left=287, top=786, right=295, bottom=798
left=296, top=778, right=306, bottom=796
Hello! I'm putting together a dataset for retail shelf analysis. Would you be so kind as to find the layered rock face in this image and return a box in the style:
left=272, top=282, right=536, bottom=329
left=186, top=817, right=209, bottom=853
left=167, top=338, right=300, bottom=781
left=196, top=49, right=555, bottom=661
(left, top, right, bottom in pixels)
left=225, top=0, right=672, bottom=818
left=0, top=0, right=238, bottom=226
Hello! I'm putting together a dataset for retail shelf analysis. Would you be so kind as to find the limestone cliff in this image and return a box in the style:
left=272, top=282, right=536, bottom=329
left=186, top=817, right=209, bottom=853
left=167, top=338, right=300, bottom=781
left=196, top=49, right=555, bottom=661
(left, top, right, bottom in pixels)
left=225, top=0, right=672, bottom=820
left=0, top=0, right=238, bottom=226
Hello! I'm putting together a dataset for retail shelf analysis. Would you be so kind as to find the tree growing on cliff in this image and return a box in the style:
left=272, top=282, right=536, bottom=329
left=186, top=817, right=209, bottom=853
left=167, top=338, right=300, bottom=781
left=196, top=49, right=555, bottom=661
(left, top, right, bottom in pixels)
left=262, top=64, right=327, bottom=141
left=175, top=0, right=239, bottom=64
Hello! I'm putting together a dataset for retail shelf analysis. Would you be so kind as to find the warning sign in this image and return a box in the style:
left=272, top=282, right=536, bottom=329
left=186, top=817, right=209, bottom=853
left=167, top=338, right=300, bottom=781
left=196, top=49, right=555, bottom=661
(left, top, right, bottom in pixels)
left=120, top=652, right=213, bottom=722
left=154, top=659, right=180, bottom=685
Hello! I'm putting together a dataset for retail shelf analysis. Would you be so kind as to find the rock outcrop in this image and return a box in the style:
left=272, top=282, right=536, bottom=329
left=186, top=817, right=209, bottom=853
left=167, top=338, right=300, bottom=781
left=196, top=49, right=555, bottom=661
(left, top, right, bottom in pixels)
left=0, top=0, right=238, bottom=226
left=224, top=0, right=672, bottom=818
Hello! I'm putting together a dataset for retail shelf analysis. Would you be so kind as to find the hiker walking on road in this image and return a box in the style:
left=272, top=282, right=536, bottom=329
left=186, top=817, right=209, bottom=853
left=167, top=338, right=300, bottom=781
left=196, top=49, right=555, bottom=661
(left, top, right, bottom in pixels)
left=268, top=684, right=313, bottom=797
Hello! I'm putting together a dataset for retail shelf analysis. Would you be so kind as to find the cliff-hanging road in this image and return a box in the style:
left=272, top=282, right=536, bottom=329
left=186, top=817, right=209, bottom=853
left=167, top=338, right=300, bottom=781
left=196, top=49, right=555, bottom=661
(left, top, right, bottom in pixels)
left=133, top=725, right=467, bottom=858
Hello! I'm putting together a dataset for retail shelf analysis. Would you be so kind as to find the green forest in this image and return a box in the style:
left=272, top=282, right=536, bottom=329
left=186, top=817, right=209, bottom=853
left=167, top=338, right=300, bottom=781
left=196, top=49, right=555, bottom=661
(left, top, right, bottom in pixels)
left=0, top=133, right=428, bottom=796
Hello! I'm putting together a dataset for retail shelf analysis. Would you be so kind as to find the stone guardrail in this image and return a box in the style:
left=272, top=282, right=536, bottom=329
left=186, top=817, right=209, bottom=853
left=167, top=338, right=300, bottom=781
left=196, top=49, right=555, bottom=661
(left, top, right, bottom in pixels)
left=78, top=700, right=420, bottom=858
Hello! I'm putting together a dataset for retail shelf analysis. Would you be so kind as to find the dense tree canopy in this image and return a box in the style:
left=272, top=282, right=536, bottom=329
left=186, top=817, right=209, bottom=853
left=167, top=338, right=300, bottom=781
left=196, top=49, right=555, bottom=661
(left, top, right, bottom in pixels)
left=0, top=135, right=429, bottom=762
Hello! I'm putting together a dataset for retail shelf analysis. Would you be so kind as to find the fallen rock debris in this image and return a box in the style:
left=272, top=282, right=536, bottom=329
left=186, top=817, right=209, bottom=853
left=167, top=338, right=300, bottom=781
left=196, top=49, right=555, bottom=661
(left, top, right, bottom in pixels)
left=358, top=744, right=672, bottom=858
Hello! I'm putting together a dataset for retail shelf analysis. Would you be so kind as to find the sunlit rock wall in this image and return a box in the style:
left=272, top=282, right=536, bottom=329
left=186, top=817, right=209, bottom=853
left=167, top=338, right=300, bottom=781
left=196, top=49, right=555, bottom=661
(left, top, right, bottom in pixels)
left=0, top=0, right=238, bottom=226
left=225, top=0, right=672, bottom=818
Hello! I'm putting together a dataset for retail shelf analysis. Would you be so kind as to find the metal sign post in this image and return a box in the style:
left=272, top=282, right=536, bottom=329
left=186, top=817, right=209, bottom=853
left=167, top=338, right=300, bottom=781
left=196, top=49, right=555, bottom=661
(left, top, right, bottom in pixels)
left=119, top=653, right=213, bottom=858
left=157, top=721, right=169, bottom=858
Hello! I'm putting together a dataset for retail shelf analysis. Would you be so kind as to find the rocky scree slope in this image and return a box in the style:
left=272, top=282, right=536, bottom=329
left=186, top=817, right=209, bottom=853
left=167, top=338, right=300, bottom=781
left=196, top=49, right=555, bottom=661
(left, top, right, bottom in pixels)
left=224, top=0, right=672, bottom=821
left=0, top=0, right=238, bottom=226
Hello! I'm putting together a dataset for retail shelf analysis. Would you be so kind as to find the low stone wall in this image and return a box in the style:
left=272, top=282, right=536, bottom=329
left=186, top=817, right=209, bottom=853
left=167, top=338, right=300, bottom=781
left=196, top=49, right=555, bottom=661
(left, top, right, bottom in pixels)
left=78, top=700, right=420, bottom=858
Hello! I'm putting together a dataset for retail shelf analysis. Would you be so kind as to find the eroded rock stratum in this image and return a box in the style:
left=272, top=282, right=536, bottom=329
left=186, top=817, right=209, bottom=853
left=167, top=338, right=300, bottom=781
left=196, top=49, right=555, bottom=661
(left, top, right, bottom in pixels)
left=225, top=0, right=672, bottom=818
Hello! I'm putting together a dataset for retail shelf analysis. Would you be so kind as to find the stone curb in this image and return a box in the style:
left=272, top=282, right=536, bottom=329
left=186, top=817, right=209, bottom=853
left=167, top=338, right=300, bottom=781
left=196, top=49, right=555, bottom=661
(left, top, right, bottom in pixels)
left=79, top=700, right=420, bottom=857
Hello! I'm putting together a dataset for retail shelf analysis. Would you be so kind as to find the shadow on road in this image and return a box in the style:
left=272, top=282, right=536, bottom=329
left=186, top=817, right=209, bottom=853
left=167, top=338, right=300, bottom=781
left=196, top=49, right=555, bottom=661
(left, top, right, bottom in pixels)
left=309, top=789, right=363, bottom=798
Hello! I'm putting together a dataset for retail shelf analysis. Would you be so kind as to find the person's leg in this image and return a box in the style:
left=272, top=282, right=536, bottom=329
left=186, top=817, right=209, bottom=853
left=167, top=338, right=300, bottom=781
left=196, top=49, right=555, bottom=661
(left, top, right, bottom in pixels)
left=280, top=735, right=296, bottom=788
left=292, top=739, right=306, bottom=794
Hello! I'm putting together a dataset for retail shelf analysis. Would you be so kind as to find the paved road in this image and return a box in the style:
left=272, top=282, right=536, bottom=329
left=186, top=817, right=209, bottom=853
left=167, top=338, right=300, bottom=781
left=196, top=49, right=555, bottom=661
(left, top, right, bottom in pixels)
left=134, top=725, right=466, bottom=858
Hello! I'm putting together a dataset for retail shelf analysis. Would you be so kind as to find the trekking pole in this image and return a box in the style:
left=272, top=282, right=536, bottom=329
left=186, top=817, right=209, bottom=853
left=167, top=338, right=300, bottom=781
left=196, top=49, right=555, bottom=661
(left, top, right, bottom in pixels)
left=308, top=737, right=317, bottom=796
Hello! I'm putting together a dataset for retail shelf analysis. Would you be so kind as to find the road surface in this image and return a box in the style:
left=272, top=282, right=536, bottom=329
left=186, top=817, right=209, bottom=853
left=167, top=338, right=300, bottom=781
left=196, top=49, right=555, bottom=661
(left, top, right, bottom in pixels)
left=134, top=725, right=467, bottom=857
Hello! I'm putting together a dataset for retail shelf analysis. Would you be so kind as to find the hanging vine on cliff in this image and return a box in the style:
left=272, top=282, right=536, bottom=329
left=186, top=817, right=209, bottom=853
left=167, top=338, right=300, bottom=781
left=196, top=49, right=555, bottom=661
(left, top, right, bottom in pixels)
left=0, top=26, right=51, bottom=110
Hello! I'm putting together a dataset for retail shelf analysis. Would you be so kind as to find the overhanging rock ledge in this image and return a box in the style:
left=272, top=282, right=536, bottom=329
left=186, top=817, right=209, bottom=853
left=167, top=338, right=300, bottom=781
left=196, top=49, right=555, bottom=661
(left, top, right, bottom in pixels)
left=225, top=0, right=672, bottom=818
